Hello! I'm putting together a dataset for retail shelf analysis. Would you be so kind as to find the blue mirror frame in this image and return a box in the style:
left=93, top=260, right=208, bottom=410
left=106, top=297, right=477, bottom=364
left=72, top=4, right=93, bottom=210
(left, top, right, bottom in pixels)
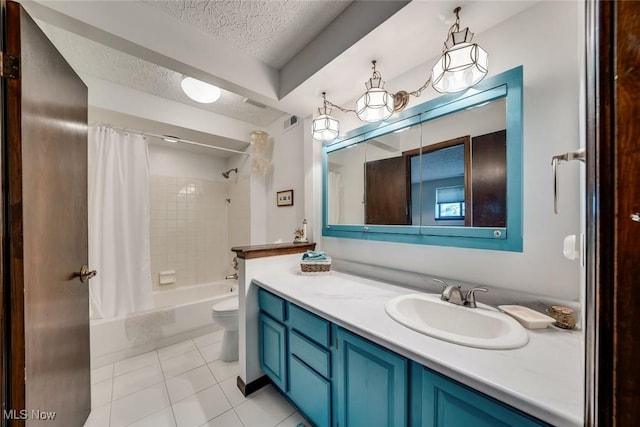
left=322, top=66, right=523, bottom=252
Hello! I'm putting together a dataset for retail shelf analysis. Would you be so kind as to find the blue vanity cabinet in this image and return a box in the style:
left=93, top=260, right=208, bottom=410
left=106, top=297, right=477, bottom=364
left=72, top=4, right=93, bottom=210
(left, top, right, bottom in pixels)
left=335, top=327, right=408, bottom=427
left=287, top=305, right=332, bottom=427
left=258, top=288, right=332, bottom=426
left=258, top=288, right=288, bottom=392
left=258, top=313, right=288, bottom=392
left=410, top=362, right=549, bottom=427
left=257, top=287, right=548, bottom=427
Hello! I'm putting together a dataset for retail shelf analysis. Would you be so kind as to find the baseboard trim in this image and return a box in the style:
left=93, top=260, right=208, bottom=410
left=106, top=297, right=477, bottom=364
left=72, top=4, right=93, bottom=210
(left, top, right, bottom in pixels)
left=237, top=375, right=270, bottom=397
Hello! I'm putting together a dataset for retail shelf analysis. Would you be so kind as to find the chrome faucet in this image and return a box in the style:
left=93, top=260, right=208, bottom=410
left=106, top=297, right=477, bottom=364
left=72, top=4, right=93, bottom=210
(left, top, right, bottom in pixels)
left=225, top=256, right=239, bottom=280
left=434, top=278, right=464, bottom=305
left=433, top=279, right=488, bottom=308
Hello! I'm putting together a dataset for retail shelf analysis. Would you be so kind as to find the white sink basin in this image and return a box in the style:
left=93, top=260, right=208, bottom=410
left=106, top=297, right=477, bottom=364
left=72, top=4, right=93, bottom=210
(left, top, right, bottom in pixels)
left=385, top=293, right=528, bottom=349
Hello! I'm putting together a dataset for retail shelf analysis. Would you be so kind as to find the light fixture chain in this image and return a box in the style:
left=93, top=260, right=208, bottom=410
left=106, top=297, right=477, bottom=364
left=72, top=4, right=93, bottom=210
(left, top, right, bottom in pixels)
left=408, top=77, right=432, bottom=98
left=311, top=6, right=488, bottom=141
left=325, top=98, right=357, bottom=114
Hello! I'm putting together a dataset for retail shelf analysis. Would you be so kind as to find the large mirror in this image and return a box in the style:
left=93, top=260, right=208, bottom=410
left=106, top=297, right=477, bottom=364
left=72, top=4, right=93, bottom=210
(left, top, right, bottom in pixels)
left=323, top=67, right=522, bottom=251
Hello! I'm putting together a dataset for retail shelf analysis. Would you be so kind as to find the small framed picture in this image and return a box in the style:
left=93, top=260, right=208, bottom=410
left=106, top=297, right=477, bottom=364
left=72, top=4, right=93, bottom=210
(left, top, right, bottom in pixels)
left=277, top=190, right=294, bottom=207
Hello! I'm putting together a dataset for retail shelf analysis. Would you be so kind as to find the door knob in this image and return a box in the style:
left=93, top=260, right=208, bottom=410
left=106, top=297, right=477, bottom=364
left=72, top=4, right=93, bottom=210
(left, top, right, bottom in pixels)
left=79, top=265, right=97, bottom=282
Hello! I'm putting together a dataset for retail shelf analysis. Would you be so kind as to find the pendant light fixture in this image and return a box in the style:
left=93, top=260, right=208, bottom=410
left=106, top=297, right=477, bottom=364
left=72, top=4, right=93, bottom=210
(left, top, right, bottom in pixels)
left=431, top=7, right=488, bottom=93
left=312, top=92, right=340, bottom=141
left=312, top=6, right=488, bottom=141
left=355, top=61, right=395, bottom=122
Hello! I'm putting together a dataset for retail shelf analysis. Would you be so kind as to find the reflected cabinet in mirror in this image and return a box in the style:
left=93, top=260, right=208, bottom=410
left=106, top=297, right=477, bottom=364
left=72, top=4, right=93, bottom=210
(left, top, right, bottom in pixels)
left=323, top=67, right=522, bottom=251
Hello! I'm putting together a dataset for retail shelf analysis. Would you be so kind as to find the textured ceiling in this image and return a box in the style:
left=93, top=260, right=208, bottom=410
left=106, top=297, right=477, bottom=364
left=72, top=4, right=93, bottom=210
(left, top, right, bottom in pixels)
left=143, top=0, right=353, bottom=70
left=38, top=21, right=287, bottom=127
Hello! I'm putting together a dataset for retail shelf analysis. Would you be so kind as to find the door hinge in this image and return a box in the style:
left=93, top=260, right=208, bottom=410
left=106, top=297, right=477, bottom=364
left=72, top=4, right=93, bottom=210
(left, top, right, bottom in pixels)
left=335, top=338, right=339, bottom=350
left=0, top=52, right=20, bottom=79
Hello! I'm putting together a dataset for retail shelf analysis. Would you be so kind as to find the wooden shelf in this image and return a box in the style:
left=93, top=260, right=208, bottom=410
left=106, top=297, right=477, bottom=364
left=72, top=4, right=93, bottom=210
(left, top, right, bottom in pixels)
left=231, top=242, right=316, bottom=260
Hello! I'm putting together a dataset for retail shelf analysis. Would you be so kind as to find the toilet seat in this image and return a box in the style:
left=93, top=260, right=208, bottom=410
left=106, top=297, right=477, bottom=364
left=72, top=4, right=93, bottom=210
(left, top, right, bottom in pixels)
left=212, top=297, right=238, bottom=315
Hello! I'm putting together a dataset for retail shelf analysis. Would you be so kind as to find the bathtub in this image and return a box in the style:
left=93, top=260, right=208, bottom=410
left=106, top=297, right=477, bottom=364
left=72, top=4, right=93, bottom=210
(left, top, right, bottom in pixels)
left=90, top=281, right=237, bottom=368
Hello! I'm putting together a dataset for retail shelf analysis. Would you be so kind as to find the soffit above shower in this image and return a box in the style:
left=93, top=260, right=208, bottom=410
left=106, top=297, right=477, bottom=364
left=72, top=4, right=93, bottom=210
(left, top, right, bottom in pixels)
left=89, top=107, right=250, bottom=158
left=38, top=21, right=287, bottom=127
left=142, top=0, right=353, bottom=70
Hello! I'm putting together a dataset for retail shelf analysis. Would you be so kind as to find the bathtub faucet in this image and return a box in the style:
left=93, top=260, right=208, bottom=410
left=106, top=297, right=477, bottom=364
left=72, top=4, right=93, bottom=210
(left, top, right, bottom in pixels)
left=225, top=273, right=238, bottom=280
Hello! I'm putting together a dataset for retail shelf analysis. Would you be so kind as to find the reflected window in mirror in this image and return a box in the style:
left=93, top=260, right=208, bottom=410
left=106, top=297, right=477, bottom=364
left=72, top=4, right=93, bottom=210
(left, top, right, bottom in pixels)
left=407, top=135, right=470, bottom=227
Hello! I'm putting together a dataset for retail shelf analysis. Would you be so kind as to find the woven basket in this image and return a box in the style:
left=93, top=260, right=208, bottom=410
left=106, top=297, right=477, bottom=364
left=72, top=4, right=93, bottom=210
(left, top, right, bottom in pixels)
left=300, top=258, right=331, bottom=274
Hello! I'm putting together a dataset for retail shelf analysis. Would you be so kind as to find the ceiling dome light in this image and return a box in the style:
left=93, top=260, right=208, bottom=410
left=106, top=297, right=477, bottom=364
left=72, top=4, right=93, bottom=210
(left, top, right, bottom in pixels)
left=432, top=7, right=488, bottom=93
left=312, top=92, right=340, bottom=142
left=181, top=76, right=221, bottom=103
left=355, top=61, right=394, bottom=122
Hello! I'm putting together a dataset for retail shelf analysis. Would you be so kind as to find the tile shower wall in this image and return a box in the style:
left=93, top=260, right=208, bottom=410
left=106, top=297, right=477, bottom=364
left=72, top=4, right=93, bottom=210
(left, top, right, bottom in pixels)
left=150, top=176, right=231, bottom=290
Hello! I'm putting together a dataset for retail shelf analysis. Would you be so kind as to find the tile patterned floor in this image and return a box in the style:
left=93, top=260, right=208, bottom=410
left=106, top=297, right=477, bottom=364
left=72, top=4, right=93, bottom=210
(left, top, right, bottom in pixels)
left=85, top=331, right=309, bottom=427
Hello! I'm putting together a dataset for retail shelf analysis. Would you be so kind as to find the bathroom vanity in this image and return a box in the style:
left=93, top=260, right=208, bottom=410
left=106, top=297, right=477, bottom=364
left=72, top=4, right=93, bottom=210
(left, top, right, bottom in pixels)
left=252, top=266, right=583, bottom=427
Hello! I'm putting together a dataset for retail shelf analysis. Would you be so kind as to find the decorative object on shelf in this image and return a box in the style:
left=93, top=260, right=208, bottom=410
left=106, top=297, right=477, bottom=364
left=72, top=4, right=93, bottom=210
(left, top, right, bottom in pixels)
left=293, top=219, right=309, bottom=243
left=277, top=189, right=294, bottom=207
left=546, top=305, right=576, bottom=329
left=312, top=6, right=488, bottom=141
left=251, top=130, right=272, bottom=174
left=300, top=250, right=331, bottom=274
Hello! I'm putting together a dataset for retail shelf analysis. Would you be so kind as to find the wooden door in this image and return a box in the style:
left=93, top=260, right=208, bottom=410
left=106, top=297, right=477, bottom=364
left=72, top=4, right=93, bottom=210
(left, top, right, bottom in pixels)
left=365, top=156, right=409, bottom=225
left=2, top=2, right=90, bottom=426
left=470, top=129, right=507, bottom=227
left=586, top=1, right=640, bottom=426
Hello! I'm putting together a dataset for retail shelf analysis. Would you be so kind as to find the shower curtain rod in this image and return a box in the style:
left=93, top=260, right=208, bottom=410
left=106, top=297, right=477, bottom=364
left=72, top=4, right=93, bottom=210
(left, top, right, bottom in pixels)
left=90, top=123, right=250, bottom=156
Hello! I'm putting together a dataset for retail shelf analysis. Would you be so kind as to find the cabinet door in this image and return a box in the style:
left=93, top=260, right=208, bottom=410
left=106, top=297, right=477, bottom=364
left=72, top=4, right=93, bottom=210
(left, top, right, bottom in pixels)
left=289, top=354, right=331, bottom=427
left=335, top=327, right=408, bottom=427
left=258, top=313, right=288, bottom=392
left=412, top=364, right=548, bottom=427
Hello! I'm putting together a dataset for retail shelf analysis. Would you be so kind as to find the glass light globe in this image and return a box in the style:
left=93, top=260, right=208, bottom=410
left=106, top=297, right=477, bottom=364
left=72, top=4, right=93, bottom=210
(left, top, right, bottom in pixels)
left=432, top=41, right=488, bottom=94
left=312, top=110, right=340, bottom=141
left=181, top=77, right=221, bottom=103
left=355, top=88, right=394, bottom=122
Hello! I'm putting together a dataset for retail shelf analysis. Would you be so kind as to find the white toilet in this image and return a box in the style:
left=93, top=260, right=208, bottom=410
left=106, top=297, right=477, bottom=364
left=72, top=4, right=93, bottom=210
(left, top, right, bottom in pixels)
left=211, top=296, right=239, bottom=362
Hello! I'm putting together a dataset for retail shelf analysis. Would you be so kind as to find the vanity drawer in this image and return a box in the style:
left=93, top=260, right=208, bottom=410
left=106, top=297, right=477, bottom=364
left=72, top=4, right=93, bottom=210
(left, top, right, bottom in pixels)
left=258, top=288, right=286, bottom=322
left=290, top=330, right=331, bottom=378
left=289, top=303, right=330, bottom=348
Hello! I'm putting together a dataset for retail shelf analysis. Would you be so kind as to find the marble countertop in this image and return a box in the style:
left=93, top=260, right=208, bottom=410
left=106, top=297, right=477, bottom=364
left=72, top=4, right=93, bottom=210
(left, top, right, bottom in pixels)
left=252, top=264, right=584, bottom=427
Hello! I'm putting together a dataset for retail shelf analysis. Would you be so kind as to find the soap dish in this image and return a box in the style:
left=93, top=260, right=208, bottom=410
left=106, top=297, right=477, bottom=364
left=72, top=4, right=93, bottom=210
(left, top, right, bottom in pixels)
left=498, top=305, right=555, bottom=329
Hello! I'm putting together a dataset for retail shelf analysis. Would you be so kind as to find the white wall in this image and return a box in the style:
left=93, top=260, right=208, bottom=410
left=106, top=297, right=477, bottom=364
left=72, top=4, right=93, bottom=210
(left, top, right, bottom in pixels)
left=227, top=176, right=252, bottom=263
left=262, top=120, right=307, bottom=243
left=308, top=1, right=584, bottom=301
left=149, top=143, right=228, bottom=181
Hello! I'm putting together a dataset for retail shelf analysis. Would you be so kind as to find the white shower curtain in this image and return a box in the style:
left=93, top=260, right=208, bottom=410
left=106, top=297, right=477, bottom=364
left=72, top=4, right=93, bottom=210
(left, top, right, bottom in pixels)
left=328, top=171, right=342, bottom=224
left=88, top=126, right=153, bottom=319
